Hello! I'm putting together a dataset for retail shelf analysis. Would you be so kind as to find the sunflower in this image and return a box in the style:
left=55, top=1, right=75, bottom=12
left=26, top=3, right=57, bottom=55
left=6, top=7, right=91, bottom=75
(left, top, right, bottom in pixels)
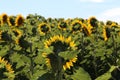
left=0, top=31, right=12, bottom=42
left=42, top=53, right=77, bottom=71
left=63, top=57, right=77, bottom=70
left=7, top=16, right=16, bottom=27
left=103, top=26, right=111, bottom=41
left=82, top=24, right=92, bottom=36
left=110, top=22, right=118, bottom=28
left=88, top=16, right=98, bottom=28
left=58, top=20, right=68, bottom=30
left=106, top=20, right=112, bottom=25
left=12, top=29, right=22, bottom=44
left=0, top=13, right=8, bottom=26
left=38, top=23, right=50, bottom=35
left=0, top=56, right=15, bottom=79
left=70, top=19, right=83, bottom=33
left=44, top=35, right=77, bottom=70
left=44, top=35, right=76, bottom=50
left=15, top=15, right=24, bottom=27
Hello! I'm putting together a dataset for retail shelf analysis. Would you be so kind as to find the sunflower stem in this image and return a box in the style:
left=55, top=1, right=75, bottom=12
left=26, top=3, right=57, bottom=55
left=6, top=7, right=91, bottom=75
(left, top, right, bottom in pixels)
left=29, top=42, right=34, bottom=77
left=56, top=56, right=62, bottom=80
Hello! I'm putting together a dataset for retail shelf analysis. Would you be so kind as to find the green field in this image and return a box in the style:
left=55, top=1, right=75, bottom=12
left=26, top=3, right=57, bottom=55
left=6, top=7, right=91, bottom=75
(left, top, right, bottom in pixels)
left=0, top=13, right=120, bottom=80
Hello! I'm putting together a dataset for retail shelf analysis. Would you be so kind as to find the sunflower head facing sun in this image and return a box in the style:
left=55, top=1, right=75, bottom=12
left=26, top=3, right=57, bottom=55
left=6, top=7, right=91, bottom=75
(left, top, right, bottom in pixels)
left=12, top=29, right=22, bottom=44
left=7, top=16, right=16, bottom=27
left=70, top=19, right=83, bottom=33
left=0, top=13, right=8, bottom=26
left=103, top=26, right=111, bottom=41
left=15, top=14, right=24, bottom=27
left=58, top=20, right=68, bottom=30
left=44, top=35, right=76, bottom=51
left=63, top=57, right=77, bottom=70
left=0, top=56, right=15, bottom=79
left=43, top=35, right=77, bottom=70
left=82, top=23, right=92, bottom=36
left=38, top=22, right=50, bottom=35
left=88, top=16, right=98, bottom=28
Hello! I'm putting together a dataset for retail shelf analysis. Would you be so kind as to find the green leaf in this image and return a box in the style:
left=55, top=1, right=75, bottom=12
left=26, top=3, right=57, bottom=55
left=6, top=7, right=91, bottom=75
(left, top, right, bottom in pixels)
left=10, top=53, right=21, bottom=62
left=16, top=59, right=25, bottom=69
left=34, top=53, right=45, bottom=64
left=37, top=72, right=55, bottom=80
left=21, top=55, right=31, bottom=64
left=95, top=72, right=111, bottom=80
left=0, top=45, right=9, bottom=56
left=31, top=70, right=47, bottom=80
left=59, top=50, right=78, bottom=60
left=95, top=66, right=116, bottom=80
left=10, top=53, right=25, bottom=69
left=71, top=67, right=91, bottom=80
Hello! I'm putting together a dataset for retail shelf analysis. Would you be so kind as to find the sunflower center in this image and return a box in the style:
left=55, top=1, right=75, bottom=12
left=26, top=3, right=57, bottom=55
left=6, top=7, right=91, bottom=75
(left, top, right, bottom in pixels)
left=17, top=17, right=24, bottom=26
left=106, top=28, right=111, bottom=38
left=90, top=18, right=97, bottom=27
left=13, top=31, right=19, bottom=37
left=60, top=22, right=67, bottom=28
left=83, top=27, right=89, bottom=36
left=3, top=15, right=7, bottom=23
left=41, top=25, right=49, bottom=33
left=1, top=31, right=10, bottom=41
left=51, top=41, right=69, bottom=54
left=10, top=18, right=15, bottom=26
left=72, top=23, right=81, bottom=31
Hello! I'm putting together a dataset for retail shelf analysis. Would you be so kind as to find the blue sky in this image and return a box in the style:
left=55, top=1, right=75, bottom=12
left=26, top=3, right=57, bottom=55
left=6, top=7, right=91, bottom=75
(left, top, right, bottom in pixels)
left=0, top=0, right=120, bottom=22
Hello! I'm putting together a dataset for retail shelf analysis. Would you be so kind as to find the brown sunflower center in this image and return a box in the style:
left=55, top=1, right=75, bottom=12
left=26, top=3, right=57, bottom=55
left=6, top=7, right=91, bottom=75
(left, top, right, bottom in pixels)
left=13, top=31, right=19, bottom=37
left=17, top=17, right=24, bottom=26
left=72, top=23, right=81, bottom=31
left=10, top=18, right=15, bottom=26
left=59, top=22, right=67, bottom=28
left=41, top=25, right=49, bottom=33
left=105, top=27, right=111, bottom=38
left=90, top=18, right=98, bottom=27
left=3, top=15, right=8, bottom=23
left=51, top=41, right=69, bottom=54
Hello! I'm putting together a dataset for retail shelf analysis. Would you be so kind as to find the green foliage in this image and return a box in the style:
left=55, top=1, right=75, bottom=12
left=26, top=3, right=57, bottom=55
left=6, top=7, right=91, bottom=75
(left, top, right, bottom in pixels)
left=71, top=67, right=91, bottom=80
left=0, top=14, right=120, bottom=80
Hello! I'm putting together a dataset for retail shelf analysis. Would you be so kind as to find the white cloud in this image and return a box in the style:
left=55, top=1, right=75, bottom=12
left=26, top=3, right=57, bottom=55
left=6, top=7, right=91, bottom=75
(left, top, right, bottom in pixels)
left=79, top=0, right=105, bottom=3
left=96, top=8, right=120, bottom=22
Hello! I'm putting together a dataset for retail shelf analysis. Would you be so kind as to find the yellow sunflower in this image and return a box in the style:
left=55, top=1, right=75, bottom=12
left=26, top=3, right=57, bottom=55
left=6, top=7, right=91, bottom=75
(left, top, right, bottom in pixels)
left=70, top=19, right=83, bottom=33
left=82, top=24, right=92, bottom=36
left=7, top=16, right=16, bottom=27
left=0, top=31, right=7, bottom=42
left=42, top=53, right=77, bottom=70
left=0, top=13, right=8, bottom=26
left=15, top=15, right=24, bottom=27
left=58, top=20, right=68, bottom=30
left=106, top=20, right=112, bottom=25
left=38, top=23, right=50, bottom=35
left=12, top=29, right=22, bottom=44
left=63, top=57, right=77, bottom=70
left=0, top=56, right=15, bottom=79
left=110, top=22, right=118, bottom=28
left=44, top=35, right=76, bottom=50
left=43, top=35, right=77, bottom=70
left=88, top=16, right=98, bottom=28
left=103, top=26, right=111, bottom=41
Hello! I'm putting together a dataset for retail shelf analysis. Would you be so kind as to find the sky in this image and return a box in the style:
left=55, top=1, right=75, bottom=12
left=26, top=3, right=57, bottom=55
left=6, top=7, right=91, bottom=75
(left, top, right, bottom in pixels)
left=0, top=0, right=120, bottom=22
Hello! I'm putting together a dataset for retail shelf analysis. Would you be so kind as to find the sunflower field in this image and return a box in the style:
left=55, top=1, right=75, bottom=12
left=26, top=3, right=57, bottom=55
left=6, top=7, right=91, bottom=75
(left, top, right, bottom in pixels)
left=0, top=13, right=120, bottom=80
